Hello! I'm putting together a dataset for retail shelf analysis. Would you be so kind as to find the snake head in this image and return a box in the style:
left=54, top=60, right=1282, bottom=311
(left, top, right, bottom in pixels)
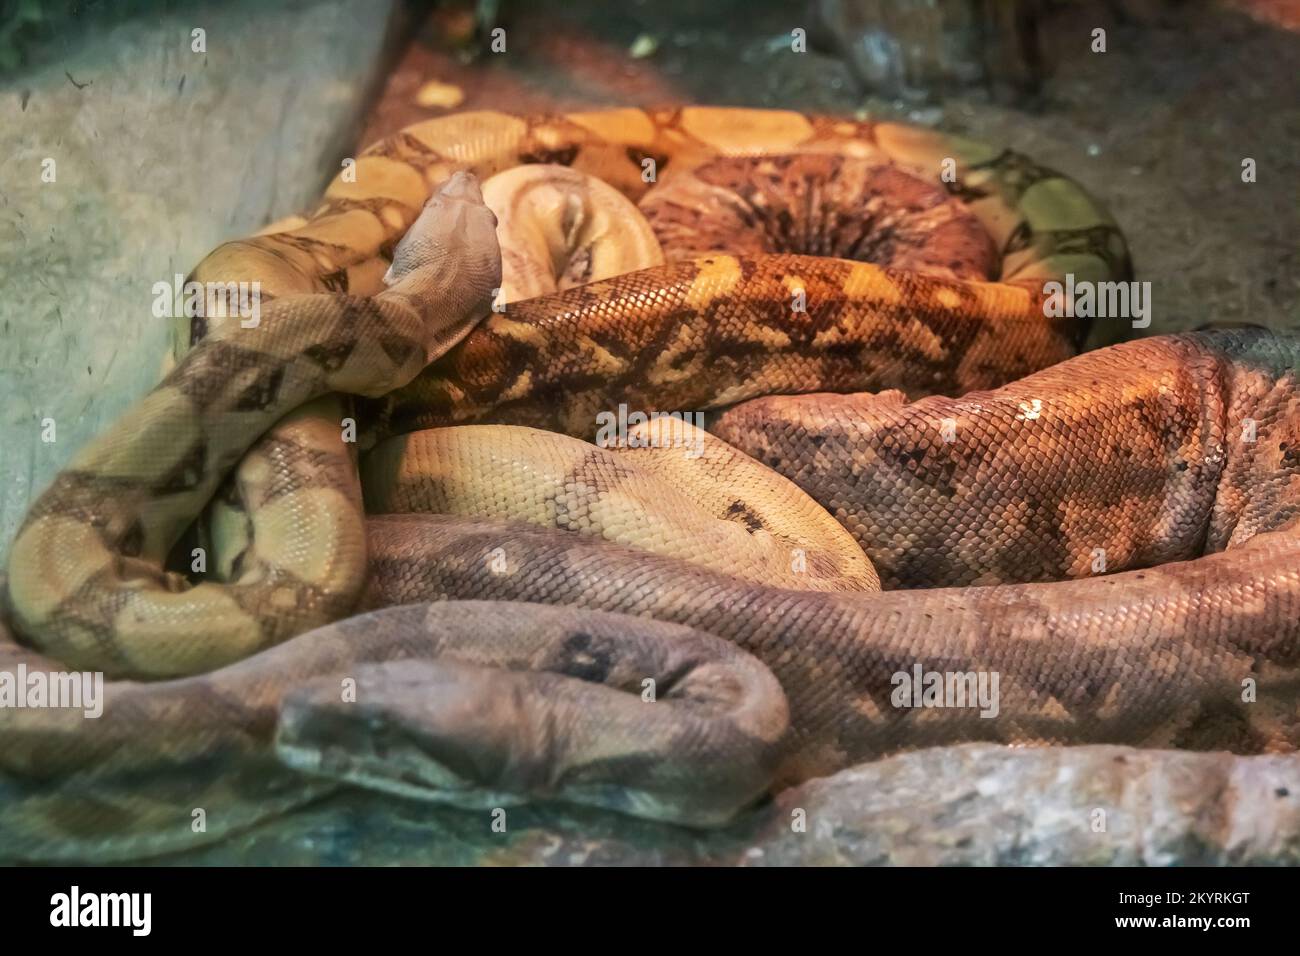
left=385, top=170, right=499, bottom=279
left=383, top=170, right=502, bottom=358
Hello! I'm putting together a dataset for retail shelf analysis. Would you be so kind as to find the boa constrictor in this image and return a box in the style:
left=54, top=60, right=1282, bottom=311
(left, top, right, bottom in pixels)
left=3, top=107, right=1297, bottom=863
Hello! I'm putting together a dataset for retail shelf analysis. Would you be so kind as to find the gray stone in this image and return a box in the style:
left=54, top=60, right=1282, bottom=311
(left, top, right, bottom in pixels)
left=744, top=745, right=1300, bottom=866
left=0, top=0, right=402, bottom=563
left=158, top=745, right=1300, bottom=865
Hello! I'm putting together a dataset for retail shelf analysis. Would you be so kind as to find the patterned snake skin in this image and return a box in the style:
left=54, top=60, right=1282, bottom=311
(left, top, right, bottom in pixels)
left=3, top=107, right=1296, bottom=863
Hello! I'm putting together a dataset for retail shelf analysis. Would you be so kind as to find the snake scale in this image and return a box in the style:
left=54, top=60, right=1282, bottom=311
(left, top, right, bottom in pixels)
left=2, top=107, right=1298, bottom=862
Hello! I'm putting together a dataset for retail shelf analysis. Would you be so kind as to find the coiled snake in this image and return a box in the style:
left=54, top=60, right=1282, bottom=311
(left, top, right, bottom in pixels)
left=2, top=107, right=1297, bottom=862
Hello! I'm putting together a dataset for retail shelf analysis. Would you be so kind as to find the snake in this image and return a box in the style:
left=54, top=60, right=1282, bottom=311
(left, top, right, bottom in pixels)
left=3, top=106, right=1298, bottom=863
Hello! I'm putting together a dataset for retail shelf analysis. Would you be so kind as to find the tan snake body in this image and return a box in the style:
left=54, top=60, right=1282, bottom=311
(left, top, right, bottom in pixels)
left=3, top=107, right=1297, bottom=863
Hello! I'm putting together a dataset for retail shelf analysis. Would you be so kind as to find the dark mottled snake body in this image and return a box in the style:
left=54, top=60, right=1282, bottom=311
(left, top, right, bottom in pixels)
left=3, top=107, right=1296, bottom=863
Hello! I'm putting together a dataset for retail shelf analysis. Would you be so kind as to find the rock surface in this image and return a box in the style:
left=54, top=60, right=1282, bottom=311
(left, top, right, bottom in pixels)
left=160, top=745, right=1300, bottom=865
left=0, top=0, right=403, bottom=562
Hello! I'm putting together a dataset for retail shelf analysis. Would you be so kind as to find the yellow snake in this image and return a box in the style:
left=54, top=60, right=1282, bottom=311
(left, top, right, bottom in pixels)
left=4, top=107, right=1298, bottom=863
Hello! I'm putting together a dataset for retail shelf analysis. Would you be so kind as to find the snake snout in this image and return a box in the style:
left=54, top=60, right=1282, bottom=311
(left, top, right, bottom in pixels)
left=272, top=647, right=784, bottom=827
left=274, top=660, right=577, bottom=809
left=436, top=169, right=486, bottom=204
left=384, top=171, right=500, bottom=289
